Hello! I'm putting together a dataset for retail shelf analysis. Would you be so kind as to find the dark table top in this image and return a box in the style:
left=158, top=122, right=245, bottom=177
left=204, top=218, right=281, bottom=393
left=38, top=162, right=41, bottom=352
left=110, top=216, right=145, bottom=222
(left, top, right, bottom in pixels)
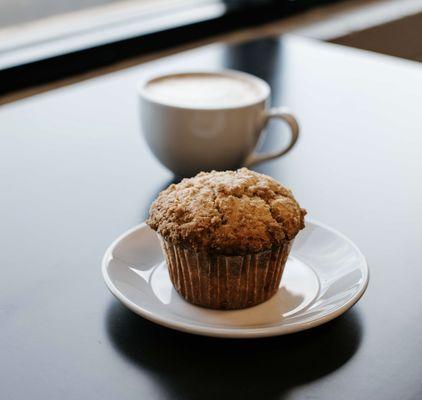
left=1, top=34, right=422, bottom=400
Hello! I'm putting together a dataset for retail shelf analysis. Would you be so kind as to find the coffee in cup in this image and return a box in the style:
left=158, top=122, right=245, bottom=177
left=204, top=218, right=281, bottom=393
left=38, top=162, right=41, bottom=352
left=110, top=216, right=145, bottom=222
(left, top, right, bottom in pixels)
left=139, top=70, right=299, bottom=177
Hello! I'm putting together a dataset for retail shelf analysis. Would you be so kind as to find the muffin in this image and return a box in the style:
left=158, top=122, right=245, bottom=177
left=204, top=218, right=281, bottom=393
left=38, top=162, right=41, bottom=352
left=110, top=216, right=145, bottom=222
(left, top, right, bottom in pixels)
left=147, top=168, right=306, bottom=310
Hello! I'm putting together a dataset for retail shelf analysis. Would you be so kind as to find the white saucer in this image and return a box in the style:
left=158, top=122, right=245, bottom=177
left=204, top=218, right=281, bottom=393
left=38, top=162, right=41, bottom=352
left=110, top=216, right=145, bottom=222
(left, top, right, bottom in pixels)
left=102, top=220, right=368, bottom=338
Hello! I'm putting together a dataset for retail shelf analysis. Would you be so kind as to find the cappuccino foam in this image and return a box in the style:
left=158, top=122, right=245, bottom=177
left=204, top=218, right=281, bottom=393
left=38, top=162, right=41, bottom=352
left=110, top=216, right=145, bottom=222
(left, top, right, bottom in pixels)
left=144, top=73, right=264, bottom=108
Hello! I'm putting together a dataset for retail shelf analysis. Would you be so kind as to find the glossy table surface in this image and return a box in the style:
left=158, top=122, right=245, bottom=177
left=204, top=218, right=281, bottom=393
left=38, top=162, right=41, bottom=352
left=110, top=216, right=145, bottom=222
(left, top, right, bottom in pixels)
left=1, top=35, right=422, bottom=400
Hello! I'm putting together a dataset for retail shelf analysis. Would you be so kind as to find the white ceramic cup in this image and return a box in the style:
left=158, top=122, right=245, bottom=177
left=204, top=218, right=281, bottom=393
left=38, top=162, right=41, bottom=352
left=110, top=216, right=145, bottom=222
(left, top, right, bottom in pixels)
left=138, top=70, right=299, bottom=177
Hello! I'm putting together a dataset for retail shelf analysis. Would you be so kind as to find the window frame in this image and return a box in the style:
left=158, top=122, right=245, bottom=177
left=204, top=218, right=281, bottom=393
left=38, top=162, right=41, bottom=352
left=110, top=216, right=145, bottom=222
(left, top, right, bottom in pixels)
left=0, top=0, right=342, bottom=96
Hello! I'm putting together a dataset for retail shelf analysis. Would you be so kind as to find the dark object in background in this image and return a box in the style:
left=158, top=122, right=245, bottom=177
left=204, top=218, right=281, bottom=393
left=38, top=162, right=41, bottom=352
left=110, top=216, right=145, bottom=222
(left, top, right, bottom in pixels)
left=0, top=0, right=342, bottom=96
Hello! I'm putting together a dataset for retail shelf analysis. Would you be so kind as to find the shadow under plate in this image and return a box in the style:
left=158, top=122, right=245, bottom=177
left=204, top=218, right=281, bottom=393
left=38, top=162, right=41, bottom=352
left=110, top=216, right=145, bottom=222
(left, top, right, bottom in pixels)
left=105, top=299, right=363, bottom=400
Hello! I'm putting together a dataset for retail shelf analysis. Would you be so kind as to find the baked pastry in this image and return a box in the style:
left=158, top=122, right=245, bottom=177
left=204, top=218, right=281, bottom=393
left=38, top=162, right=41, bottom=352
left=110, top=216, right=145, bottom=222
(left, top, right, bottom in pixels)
left=147, top=168, right=306, bottom=309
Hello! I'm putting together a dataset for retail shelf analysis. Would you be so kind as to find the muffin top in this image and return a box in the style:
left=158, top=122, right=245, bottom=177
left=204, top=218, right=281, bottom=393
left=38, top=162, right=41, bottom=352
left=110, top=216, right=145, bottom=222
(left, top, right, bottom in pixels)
left=147, top=168, right=306, bottom=255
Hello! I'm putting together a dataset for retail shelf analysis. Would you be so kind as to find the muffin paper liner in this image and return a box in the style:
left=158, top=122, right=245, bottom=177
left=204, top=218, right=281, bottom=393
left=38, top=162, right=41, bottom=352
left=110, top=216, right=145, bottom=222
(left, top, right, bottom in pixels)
left=159, top=236, right=293, bottom=310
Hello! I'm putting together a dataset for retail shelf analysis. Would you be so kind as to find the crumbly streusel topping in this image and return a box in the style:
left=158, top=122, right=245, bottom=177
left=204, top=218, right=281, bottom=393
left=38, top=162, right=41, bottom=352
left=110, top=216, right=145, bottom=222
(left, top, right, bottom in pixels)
left=147, top=168, right=306, bottom=254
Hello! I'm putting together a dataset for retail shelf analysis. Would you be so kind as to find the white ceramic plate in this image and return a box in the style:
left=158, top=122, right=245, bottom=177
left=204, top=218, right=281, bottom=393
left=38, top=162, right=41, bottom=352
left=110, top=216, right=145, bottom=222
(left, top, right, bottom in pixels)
left=102, top=220, right=368, bottom=338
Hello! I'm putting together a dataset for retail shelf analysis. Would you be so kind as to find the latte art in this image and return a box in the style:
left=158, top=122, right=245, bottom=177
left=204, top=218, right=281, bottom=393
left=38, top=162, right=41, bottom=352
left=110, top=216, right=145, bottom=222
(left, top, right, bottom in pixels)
left=144, top=73, right=265, bottom=108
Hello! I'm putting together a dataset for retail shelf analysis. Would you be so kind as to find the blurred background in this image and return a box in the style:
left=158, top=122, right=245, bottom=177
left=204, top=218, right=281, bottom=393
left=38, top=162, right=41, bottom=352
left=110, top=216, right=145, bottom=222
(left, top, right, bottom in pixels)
left=0, top=0, right=421, bottom=98
left=0, top=1, right=341, bottom=27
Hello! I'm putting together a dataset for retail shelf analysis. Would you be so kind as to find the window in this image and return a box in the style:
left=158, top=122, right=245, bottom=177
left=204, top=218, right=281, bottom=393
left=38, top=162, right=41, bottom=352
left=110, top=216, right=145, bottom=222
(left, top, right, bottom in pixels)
left=0, top=0, right=342, bottom=94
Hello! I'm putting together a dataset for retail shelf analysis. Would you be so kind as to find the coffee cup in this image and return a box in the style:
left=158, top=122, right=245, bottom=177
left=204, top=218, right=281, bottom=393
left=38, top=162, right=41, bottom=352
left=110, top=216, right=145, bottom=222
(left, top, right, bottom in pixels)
left=138, top=70, right=299, bottom=177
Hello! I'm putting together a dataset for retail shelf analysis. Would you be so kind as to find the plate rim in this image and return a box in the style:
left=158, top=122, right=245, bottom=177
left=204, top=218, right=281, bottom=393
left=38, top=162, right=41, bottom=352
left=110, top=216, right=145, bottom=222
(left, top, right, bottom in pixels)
left=102, top=219, right=369, bottom=338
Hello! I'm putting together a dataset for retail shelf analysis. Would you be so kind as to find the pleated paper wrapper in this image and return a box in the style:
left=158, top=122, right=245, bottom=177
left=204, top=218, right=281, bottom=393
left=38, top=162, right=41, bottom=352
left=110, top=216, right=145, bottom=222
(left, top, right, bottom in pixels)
left=159, top=236, right=293, bottom=310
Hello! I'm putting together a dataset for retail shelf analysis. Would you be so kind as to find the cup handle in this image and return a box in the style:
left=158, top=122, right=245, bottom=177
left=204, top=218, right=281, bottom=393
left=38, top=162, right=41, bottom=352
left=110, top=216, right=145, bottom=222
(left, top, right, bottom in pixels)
left=244, top=107, right=299, bottom=167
